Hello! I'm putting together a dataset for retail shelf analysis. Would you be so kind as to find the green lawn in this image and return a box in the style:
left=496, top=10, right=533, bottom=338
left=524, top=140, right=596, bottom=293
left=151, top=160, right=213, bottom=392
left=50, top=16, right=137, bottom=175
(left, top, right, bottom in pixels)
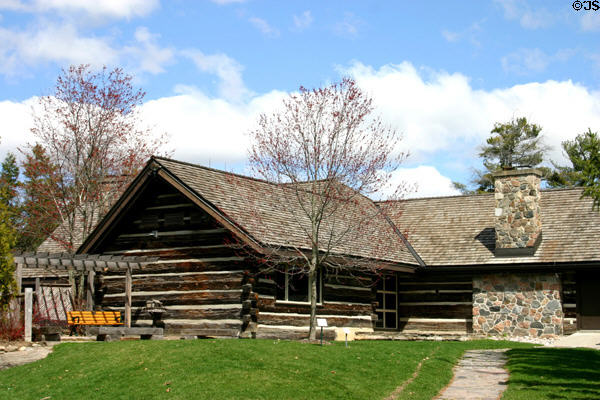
left=503, top=347, right=600, bottom=400
left=0, top=339, right=535, bottom=400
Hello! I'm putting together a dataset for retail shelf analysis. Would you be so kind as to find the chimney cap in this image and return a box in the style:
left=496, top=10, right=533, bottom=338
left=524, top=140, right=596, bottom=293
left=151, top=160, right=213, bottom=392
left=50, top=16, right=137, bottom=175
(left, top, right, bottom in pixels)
left=492, top=168, right=542, bottom=179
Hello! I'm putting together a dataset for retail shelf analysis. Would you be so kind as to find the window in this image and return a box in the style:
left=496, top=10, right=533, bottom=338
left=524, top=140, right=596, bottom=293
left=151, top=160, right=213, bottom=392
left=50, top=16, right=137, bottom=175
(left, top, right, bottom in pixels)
left=375, top=274, right=397, bottom=329
left=275, top=267, right=322, bottom=303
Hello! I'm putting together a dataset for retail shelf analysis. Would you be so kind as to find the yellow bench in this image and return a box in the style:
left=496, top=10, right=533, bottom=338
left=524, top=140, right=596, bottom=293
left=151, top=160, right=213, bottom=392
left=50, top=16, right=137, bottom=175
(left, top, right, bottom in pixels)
left=67, top=311, right=123, bottom=326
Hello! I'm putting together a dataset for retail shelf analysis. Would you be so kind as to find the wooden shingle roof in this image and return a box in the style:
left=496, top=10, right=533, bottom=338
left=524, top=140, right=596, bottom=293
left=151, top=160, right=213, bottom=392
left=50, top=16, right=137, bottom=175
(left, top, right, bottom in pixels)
left=153, top=157, right=420, bottom=266
left=388, top=188, right=600, bottom=266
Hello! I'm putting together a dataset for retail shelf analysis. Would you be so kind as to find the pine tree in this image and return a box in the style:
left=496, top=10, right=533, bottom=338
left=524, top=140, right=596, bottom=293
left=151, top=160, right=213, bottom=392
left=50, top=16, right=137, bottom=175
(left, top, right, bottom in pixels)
left=549, top=129, right=600, bottom=208
left=469, top=117, right=549, bottom=193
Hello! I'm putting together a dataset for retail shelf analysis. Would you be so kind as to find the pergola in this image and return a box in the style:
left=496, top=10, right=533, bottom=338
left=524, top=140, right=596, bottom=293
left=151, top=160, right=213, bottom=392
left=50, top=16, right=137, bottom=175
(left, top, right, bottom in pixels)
left=13, top=252, right=158, bottom=328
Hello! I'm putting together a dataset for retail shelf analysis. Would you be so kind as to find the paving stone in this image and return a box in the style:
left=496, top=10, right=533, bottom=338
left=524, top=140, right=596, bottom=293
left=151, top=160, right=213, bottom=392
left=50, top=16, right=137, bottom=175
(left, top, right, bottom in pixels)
left=437, top=349, right=508, bottom=400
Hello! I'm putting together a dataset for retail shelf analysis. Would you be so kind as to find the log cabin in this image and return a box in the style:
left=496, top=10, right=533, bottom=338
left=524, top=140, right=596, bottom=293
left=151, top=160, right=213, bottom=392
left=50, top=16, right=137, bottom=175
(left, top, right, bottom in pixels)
left=26, top=157, right=600, bottom=340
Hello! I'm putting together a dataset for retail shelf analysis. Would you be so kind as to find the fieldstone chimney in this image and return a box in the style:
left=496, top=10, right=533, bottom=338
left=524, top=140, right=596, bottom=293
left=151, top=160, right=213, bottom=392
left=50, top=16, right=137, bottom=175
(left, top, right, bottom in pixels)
left=493, top=168, right=542, bottom=256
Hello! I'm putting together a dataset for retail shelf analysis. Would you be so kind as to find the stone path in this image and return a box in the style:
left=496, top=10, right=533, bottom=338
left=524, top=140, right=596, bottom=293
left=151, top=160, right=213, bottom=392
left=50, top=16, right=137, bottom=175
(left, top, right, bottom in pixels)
left=436, top=349, right=509, bottom=400
left=0, top=345, right=54, bottom=370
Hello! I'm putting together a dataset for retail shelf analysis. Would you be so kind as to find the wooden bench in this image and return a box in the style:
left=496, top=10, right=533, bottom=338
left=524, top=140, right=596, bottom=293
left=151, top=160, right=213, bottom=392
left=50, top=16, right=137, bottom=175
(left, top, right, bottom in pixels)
left=67, top=311, right=123, bottom=327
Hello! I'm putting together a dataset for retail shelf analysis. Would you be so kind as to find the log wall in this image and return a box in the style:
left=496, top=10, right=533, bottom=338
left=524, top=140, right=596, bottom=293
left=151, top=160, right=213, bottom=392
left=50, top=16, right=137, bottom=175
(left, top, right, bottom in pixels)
left=250, top=271, right=375, bottom=340
left=95, top=178, right=246, bottom=337
left=397, top=273, right=473, bottom=334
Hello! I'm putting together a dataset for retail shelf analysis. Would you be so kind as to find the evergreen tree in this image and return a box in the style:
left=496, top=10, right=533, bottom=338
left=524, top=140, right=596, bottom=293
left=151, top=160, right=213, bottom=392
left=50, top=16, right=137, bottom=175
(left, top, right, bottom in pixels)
left=549, top=129, right=600, bottom=208
left=18, top=144, right=60, bottom=251
left=0, top=151, right=18, bottom=309
left=467, top=117, right=549, bottom=193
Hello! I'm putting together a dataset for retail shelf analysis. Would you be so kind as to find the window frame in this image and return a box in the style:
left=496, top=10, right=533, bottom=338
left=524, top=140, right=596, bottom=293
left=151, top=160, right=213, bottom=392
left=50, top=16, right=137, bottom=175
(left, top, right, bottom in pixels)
left=375, top=274, right=398, bottom=330
left=276, top=266, right=323, bottom=305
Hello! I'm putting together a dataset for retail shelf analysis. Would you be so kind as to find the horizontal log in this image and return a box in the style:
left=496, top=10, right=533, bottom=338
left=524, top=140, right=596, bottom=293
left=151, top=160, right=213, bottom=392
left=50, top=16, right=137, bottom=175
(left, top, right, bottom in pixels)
left=398, top=283, right=472, bottom=291
left=258, top=312, right=372, bottom=328
left=101, top=272, right=243, bottom=294
left=255, top=325, right=336, bottom=340
left=125, top=306, right=242, bottom=320
left=169, top=328, right=241, bottom=338
left=118, top=228, right=228, bottom=239
left=101, top=290, right=242, bottom=307
left=397, top=292, right=472, bottom=303
left=106, top=245, right=238, bottom=260
left=398, top=304, right=472, bottom=319
left=398, top=318, right=472, bottom=333
left=257, top=297, right=372, bottom=316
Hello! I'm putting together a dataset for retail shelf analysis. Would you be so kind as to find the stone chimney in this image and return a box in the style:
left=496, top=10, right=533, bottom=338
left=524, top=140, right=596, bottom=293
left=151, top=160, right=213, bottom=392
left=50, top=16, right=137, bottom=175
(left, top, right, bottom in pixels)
left=493, top=168, right=542, bottom=256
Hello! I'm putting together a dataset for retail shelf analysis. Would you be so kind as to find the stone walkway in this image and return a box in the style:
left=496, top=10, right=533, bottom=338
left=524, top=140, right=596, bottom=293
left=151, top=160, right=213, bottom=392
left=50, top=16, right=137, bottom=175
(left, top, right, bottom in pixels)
left=0, top=345, right=54, bottom=370
left=437, top=349, right=509, bottom=400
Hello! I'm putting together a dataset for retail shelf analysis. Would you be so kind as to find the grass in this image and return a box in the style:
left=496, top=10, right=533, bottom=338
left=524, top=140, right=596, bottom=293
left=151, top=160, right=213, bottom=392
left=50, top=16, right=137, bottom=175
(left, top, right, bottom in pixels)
left=0, top=339, right=534, bottom=400
left=503, top=347, right=600, bottom=400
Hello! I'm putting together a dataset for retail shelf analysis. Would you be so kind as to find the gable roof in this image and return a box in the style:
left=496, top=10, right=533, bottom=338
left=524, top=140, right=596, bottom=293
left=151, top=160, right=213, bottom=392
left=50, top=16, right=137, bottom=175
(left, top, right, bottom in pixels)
left=81, top=157, right=421, bottom=267
left=388, top=188, right=600, bottom=266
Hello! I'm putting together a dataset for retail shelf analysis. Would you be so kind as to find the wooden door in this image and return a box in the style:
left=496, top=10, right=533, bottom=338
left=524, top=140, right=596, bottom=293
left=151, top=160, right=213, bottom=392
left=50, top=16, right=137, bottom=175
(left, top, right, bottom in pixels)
left=578, top=272, right=600, bottom=330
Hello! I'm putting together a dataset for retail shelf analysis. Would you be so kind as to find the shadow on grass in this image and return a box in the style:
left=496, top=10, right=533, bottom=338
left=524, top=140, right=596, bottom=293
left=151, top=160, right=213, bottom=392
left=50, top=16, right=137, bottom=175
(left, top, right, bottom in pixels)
left=505, top=348, right=600, bottom=399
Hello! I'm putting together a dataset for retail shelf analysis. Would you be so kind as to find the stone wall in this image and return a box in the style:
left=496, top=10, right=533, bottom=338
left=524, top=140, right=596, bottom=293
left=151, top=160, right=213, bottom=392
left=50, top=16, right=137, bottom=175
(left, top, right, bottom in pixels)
left=473, top=273, right=563, bottom=338
left=493, top=169, right=542, bottom=252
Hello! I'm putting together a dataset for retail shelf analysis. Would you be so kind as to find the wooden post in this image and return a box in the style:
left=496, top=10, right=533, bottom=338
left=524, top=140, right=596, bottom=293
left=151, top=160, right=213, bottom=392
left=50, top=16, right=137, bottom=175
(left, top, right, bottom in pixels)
left=125, top=267, right=132, bottom=328
left=24, top=288, right=33, bottom=342
left=86, top=270, right=95, bottom=311
left=14, top=262, right=22, bottom=293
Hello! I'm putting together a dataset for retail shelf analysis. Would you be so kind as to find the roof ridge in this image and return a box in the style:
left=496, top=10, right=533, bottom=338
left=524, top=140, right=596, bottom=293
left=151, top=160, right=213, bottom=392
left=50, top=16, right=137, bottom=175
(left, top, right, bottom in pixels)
left=151, top=155, right=276, bottom=186
left=377, top=186, right=586, bottom=203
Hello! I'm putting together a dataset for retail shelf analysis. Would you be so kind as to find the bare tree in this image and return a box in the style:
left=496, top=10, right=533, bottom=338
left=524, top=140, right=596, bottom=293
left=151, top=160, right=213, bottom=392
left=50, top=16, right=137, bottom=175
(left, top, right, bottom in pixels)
left=26, top=64, right=168, bottom=252
left=248, top=78, right=407, bottom=340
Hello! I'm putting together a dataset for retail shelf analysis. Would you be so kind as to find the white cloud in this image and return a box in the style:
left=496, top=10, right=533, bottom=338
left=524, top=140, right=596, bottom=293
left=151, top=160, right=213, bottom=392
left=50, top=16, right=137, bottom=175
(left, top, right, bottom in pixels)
left=0, top=0, right=159, bottom=20
left=0, top=24, right=119, bottom=74
left=139, top=86, right=286, bottom=164
left=388, top=166, right=461, bottom=199
left=441, top=30, right=460, bottom=43
left=124, top=27, right=174, bottom=74
left=581, top=12, right=600, bottom=31
left=4, top=61, right=600, bottom=195
left=501, top=48, right=549, bottom=74
left=293, top=10, right=313, bottom=30
left=182, top=49, right=251, bottom=102
left=494, top=0, right=556, bottom=29
left=0, top=23, right=175, bottom=76
left=248, top=16, right=279, bottom=37
left=343, top=61, right=600, bottom=167
left=334, top=12, right=362, bottom=37
left=0, top=97, right=37, bottom=160
left=501, top=48, right=576, bottom=75
left=441, top=20, right=483, bottom=47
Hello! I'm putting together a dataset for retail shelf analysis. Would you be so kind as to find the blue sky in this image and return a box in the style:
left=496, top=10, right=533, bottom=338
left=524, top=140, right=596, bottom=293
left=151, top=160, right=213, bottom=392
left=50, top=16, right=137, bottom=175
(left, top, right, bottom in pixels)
left=1, top=0, right=600, bottom=197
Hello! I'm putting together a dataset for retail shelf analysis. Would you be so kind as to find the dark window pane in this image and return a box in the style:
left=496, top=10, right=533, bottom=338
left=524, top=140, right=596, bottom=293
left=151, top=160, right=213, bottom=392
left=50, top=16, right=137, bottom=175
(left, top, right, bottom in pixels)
left=376, top=278, right=384, bottom=291
left=375, top=312, right=384, bottom=328
left=386, top=275, right=397, bottom=292
left=274, top=272, right=286, bottom=300
left=376, top=293, right=383, bottom=308
left=385, top=312, right=397, bottom=329
left=288, top=273, right=309, bottom=302
left=385, top=294, right=396, bottom=310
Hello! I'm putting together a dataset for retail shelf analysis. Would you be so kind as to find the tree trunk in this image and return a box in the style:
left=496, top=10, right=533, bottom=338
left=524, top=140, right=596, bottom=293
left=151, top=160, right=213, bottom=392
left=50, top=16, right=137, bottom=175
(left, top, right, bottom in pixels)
left=308, top=267, right=317, bottom=340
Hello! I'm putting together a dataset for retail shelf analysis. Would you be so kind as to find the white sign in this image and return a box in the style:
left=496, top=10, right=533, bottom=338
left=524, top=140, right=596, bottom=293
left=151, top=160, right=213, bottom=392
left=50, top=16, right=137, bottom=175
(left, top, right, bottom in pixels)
left=343, top=328, right=350, bottom=335
left=317, top=318, right=328, bottom=327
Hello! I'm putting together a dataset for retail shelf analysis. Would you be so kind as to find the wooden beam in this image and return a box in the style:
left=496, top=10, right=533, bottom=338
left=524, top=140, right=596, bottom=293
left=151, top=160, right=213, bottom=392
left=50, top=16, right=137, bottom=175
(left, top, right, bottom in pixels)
left=125, top=267, right=132, bottom=328
left=87, top=270, right=95, bottom=311
left=14, top=262, right=22, bottom=293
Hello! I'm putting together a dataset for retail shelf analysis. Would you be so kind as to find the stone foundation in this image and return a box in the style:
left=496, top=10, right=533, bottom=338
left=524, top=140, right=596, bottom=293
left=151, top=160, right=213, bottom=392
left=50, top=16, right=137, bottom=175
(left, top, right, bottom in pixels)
left=473, top=273, right=563, bottom=338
